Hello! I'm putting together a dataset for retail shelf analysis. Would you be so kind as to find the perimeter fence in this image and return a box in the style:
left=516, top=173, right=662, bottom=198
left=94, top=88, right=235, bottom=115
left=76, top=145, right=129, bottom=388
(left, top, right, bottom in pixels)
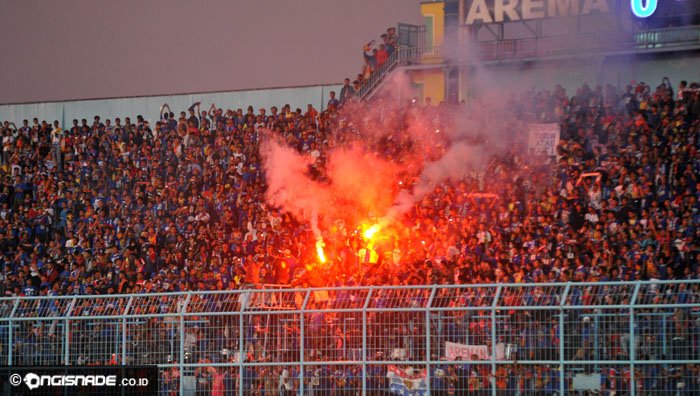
left=1, top=281, right=699, bottom=395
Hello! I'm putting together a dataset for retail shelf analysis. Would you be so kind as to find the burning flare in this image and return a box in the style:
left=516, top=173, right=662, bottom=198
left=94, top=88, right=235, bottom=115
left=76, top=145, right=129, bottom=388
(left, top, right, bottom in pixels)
left=316, top=239, right=327, bottom=264
left=363, top=224, right=381, bottom=241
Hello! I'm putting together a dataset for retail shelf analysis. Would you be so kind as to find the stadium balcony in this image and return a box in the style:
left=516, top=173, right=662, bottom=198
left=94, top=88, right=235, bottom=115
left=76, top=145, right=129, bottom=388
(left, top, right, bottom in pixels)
left=356, top=21, right=700, bottom=100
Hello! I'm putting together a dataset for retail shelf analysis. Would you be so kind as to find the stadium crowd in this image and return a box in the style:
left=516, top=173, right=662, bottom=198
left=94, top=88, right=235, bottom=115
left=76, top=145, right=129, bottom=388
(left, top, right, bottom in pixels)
left=3, top=77, right=697, bottom=296
left=1, top=76, right=700, bottom=394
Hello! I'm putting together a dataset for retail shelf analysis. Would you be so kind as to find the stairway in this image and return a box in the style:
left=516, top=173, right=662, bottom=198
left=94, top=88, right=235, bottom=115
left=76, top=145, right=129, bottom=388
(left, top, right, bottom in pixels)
left=353, top=46, right=425, bottom=100
left=354, top=23, right=428, bottom=100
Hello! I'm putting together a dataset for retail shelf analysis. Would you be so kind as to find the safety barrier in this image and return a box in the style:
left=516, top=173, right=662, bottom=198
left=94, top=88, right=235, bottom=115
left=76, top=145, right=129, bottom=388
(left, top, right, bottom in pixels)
left=1, top=280, right=699, bottom=395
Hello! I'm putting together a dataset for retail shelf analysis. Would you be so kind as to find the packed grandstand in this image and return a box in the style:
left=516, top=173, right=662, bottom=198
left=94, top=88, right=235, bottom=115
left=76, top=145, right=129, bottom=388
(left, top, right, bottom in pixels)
left=1, top=76, right=698, bottom=297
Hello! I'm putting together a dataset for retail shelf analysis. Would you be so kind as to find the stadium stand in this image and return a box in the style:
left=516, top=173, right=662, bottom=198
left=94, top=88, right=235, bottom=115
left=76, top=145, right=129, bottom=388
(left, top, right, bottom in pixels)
left=0, top=78, right=698, bottom=297
left=0, top=76, right=699, bottom=394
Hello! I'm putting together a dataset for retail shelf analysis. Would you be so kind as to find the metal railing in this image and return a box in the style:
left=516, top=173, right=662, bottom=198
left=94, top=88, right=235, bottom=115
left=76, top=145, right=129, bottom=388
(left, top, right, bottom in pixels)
left=0, top=281, right=700, bottom=395
left=475, top=25, right=700, bottom=61
left=354, top=45, right=443, bottom=100
left=1, top=280, right=699, bottom=395
left=634, top=25, right=700, bottom=48
left=353, top=23, right=434, bottom=100
left=476, top=25, right=700, bottom=61
left=354, top=47, right=403, bottom=100
left=477, top=33, right=634, bottom=61
left=398, top=23, right=427, bottom=51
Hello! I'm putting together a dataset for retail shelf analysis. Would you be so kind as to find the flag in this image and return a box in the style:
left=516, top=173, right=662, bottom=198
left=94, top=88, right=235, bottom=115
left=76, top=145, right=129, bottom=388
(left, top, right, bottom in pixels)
left=387, top=365, right=427, bottom=396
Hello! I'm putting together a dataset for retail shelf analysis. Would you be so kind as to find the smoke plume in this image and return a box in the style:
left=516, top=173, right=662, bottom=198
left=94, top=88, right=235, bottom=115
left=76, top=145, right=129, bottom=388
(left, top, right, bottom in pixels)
left=260, top=135, right=403, bottom=232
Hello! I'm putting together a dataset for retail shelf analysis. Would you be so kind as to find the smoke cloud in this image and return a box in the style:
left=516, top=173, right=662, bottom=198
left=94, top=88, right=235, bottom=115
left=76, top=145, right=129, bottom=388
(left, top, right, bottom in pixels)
left=260, top=31, right=530, bottom=236
left=260, top=135, right=403, bottom=233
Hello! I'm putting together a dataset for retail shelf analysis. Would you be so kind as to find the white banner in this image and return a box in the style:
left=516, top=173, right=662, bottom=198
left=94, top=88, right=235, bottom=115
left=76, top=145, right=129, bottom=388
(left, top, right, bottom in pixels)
left=445, top=341, right=506, bottom=361
left=445, top=342, right=488, bottom=361
left=528, top=123, right=560, bottom=157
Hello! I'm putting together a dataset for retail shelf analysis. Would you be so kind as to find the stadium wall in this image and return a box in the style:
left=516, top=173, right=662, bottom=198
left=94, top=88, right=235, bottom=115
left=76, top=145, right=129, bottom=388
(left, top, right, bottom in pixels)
left=0, top=84, right=341, bottom=125
left=409, top=69, right=446, bottom=103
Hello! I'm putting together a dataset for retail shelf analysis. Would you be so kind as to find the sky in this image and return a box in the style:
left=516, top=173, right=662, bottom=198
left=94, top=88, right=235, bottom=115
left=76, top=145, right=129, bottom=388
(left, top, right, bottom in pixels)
left=0, top=0, right=424, bottom=104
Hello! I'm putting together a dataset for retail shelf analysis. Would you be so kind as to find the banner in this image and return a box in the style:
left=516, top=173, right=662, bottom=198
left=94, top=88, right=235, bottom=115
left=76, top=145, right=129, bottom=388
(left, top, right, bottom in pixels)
left=528, top=123, right=560, bottom=157
left=445, top=342, right=506, bottom=361
left=387, top=365, right=427, bottom=396
left=445, top=342, right=489, bottom=361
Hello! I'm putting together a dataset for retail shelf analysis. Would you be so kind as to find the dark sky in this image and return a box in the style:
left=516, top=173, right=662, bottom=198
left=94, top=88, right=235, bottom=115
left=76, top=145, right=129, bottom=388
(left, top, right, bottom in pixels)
left=0, top=0, right=423, bottom=104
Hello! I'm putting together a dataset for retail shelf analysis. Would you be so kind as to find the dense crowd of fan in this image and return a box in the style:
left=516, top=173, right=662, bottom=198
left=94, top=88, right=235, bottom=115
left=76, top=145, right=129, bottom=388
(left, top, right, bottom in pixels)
left=0, top=77, right=698, bottom=297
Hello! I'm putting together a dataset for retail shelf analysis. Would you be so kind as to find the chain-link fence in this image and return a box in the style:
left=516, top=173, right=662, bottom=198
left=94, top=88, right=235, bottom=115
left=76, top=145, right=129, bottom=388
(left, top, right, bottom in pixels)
left=1, top=281, right=699, bottom=395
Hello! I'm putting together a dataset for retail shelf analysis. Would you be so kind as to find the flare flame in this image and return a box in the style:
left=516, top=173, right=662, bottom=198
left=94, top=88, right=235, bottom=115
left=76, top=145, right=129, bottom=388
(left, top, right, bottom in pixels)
left=315, top=239, right=327, bottom=264
left=363, top=224, right=381, bottom=241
